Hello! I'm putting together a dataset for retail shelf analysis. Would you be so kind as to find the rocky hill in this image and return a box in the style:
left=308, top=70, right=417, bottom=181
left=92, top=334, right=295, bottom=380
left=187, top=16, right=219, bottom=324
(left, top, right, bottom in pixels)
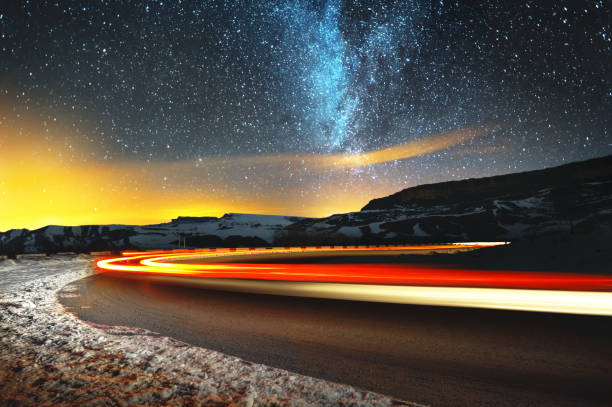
left=362, top=155, right=612, bottom=210
left=280, top=155, right=612, bottom=244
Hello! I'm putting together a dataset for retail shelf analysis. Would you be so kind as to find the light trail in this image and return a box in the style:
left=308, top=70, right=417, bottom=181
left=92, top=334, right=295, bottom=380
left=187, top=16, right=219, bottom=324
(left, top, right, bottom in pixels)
left=95, top=243, right=612, bottom=316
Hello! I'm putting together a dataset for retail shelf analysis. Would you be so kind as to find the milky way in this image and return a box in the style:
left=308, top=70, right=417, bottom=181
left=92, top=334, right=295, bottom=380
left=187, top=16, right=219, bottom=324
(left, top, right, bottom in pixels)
left=1, top=1, right=612, bottom=227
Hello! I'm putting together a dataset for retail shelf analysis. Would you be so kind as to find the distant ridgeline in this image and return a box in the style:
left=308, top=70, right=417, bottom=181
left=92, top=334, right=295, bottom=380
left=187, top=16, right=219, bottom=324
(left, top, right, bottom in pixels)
left=362, top=154, right=612, bottom=210
left=1, top=155, right=611, bottom=256
left=0, top=214, right=301, bottom=257
left=171, top=216, right=218, bottom=223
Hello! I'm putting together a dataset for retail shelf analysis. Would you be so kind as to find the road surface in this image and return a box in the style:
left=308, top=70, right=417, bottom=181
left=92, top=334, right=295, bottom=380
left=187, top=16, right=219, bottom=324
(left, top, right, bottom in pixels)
left=60, top=246, right=612, bottom=406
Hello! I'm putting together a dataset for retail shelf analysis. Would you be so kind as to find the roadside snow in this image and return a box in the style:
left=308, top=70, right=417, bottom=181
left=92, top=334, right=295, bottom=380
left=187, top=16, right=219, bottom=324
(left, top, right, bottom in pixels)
left=0, top=256, right=420, bottom=406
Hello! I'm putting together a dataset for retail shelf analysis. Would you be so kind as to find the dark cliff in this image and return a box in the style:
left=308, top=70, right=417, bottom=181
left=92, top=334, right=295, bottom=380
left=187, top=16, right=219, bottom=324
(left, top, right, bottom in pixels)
left=362, top=155, right=612, bottom=211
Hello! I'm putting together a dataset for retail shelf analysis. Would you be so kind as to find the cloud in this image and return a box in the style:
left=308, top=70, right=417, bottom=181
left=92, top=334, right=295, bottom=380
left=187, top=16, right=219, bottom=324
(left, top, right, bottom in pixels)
left=187, top=122, right=503, bottom=172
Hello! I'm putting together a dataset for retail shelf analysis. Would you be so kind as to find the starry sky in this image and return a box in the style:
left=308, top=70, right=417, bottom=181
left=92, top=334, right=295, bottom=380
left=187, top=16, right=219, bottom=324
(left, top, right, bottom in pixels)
left=1, top=0, right=611, bottom=230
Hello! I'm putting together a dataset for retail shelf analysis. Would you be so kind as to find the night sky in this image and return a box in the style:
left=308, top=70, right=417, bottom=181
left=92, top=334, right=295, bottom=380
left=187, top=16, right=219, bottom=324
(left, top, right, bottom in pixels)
left=1, top=0, right=611, bottom=230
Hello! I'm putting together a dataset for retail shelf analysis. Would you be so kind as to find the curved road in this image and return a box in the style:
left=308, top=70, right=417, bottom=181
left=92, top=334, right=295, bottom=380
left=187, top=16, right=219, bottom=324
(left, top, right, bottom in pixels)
left=60, top=249, right=612, bottom=407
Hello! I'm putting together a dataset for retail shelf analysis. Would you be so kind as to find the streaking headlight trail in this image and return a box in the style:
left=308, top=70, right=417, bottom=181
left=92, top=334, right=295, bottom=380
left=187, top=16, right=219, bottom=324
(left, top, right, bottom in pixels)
left=95, top=243, right=612, bottom=316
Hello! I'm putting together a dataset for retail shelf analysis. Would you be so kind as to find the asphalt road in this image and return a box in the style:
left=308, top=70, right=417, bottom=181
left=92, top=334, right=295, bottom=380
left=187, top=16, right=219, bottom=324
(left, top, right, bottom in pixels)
left=61, top=268, right=612, bottom=407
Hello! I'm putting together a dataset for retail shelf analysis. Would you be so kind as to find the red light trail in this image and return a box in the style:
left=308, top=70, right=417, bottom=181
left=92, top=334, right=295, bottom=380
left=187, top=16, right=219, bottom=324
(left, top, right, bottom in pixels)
left=95, top=244, right=612, bottom=316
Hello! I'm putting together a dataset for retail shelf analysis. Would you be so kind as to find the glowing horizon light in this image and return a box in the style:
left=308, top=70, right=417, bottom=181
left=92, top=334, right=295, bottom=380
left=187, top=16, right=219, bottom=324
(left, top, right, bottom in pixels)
left=94, top=244, right=612, bottom=316
left=0, top=123, right=502, bottom=232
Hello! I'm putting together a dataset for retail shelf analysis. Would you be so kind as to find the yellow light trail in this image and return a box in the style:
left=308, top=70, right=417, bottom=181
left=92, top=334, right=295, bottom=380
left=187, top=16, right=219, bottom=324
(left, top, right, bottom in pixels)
left=95, top=243, right=612, bottom=317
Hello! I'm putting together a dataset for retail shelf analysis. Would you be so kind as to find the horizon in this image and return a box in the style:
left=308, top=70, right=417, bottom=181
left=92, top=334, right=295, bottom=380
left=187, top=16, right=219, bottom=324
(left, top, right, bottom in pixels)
left=3, top=152, right=610, bottom=233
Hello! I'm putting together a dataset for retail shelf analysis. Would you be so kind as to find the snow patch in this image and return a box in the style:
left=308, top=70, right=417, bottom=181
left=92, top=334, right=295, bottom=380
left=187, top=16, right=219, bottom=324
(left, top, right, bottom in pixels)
left=337, top=226, right=363, bottom=238
left=412, top=223, right=430, bottom=237
left=368, top=222, right=384, bottom=234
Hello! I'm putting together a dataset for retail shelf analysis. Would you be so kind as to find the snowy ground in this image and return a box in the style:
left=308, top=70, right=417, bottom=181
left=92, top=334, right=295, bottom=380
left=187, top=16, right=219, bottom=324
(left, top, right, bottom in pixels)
left=0, top=255, right=419, bottom=406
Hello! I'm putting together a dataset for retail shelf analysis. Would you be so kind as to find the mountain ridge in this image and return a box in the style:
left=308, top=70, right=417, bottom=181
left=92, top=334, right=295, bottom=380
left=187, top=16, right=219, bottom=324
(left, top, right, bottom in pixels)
left=2, top=155, right=611, bottom=256
left=362, top=154, right=612, bottom=211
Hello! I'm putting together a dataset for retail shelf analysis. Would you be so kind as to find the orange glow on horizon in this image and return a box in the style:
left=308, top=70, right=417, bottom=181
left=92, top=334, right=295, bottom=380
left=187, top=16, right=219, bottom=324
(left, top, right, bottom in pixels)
left=0, top=151, right=266, bottom=231
left=0, top=123, right=284, bottom=230
left=0, top=117, right=502, bottom=231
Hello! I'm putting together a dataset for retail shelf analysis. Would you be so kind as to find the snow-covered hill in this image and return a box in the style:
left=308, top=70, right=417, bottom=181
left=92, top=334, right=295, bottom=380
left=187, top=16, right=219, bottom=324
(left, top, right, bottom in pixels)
left=281, top=156, right=612, bottom=244
left=0, top=213, right=308, bottom=255
left=281, top=179, right=612, bottom=244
